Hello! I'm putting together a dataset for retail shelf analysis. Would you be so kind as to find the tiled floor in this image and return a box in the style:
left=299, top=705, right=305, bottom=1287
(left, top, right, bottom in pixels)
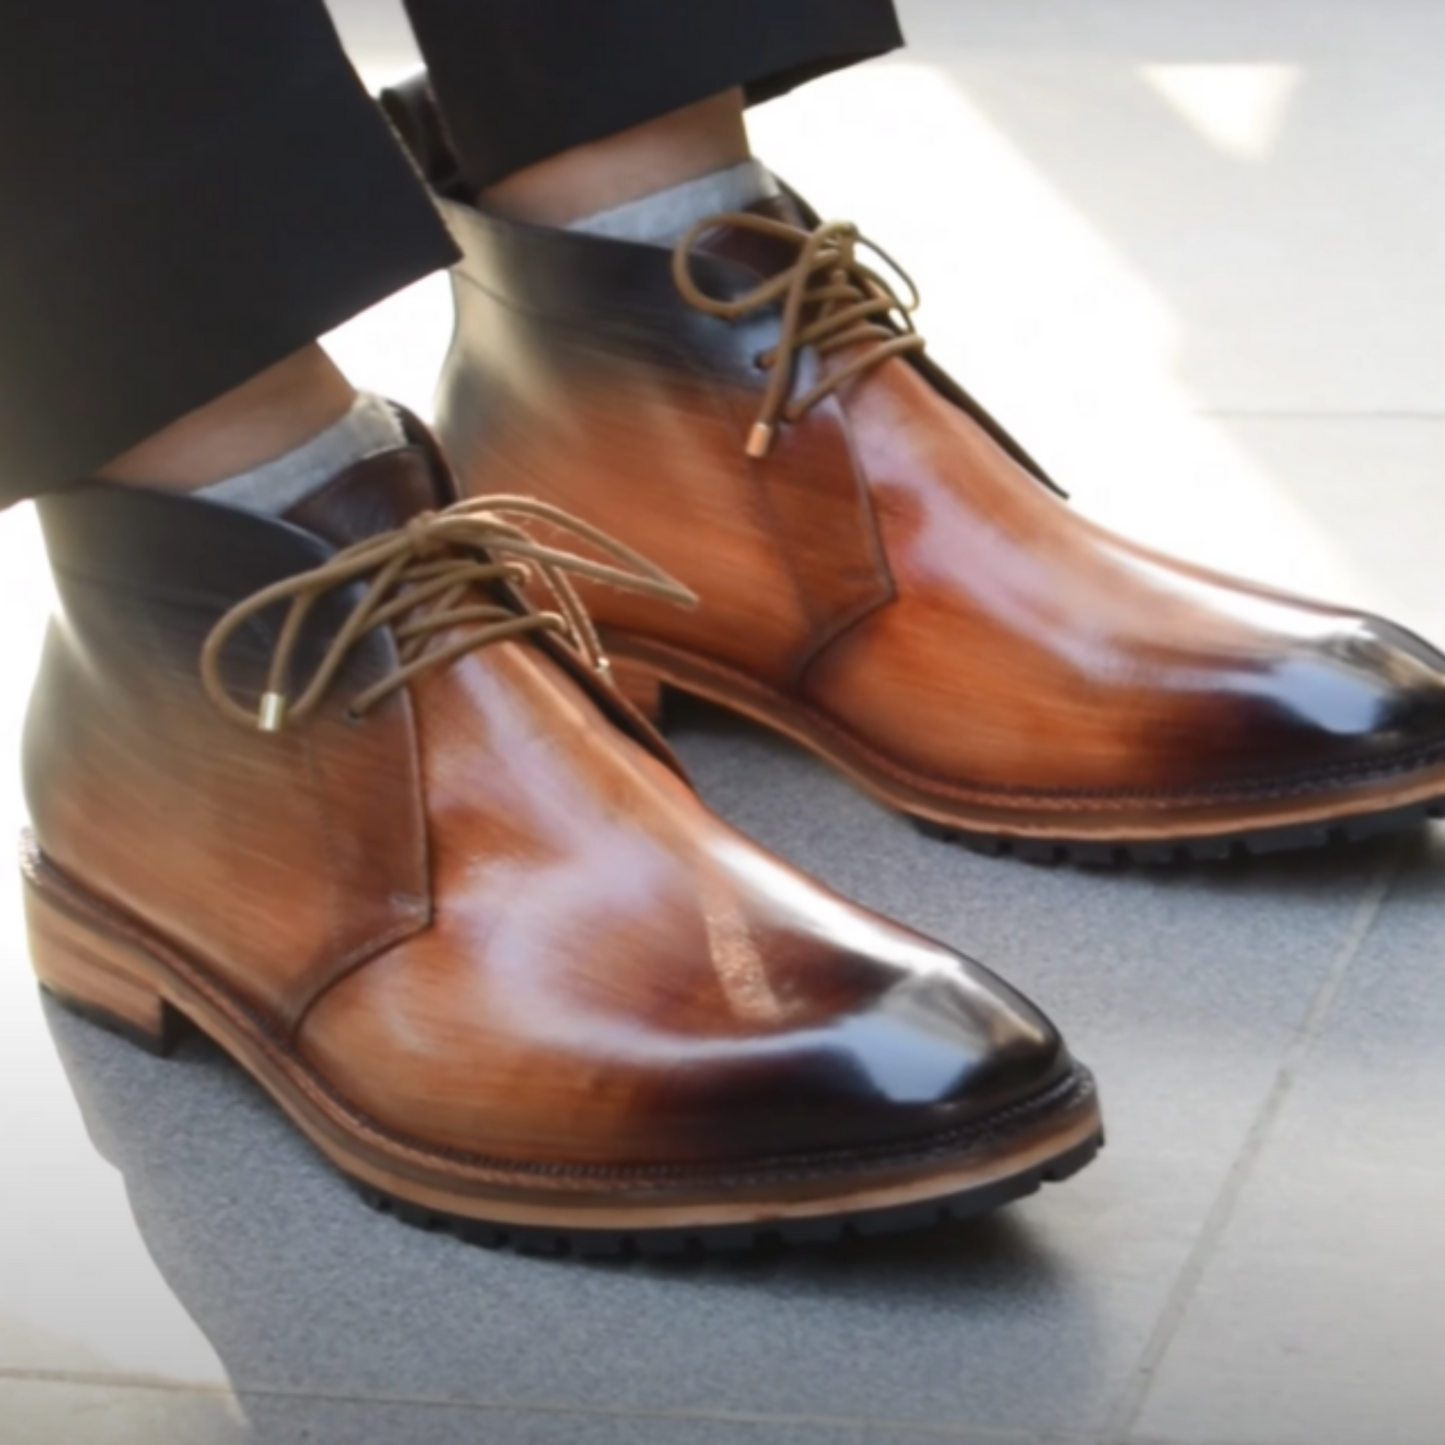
left=3, top=2, right=1443, bottom=1442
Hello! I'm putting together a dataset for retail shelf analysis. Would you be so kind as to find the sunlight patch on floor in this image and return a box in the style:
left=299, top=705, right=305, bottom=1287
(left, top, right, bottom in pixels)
left=750, top=62, right=1380, bottom=612
left=1142, top=63, right=1303, bottom=162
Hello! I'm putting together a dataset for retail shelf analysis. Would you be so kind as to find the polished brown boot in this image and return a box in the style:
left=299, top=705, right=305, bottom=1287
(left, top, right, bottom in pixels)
left=22, top=416, right=1100, bottom=1253
left=388, top=84, right=1445, bottom=865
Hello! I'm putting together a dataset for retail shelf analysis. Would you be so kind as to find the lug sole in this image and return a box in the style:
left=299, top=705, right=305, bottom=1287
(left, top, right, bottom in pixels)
left=606, top=647, right=1445, bottom=865
left=351, top=1128, right=1102, bottom=1258
left=20, top=830, right=1102, bottom=1253
left=908, top=794, right=1445, bottom=866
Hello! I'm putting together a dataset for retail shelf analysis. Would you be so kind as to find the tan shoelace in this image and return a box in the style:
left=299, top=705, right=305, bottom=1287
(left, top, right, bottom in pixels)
left=672, top=213, right=927, bottom=459
left=200, top=495, right=696, bottom=732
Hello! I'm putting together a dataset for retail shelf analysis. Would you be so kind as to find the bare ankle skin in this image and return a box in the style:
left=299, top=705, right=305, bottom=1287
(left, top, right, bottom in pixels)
left=480, top=87, right=751, bottom=227
left=97, top=344, right=356, bottom=492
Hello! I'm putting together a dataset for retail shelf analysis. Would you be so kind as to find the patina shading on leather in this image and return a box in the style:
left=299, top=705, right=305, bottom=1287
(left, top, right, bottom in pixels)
left=413, top=119, right=1445, bottom=861
left=21, top=420, right=1100, bottom=1251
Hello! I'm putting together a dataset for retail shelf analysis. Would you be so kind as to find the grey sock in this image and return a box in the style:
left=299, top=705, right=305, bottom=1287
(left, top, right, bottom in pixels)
left=198, top=393, right=405, bottom=515
left=567, top=159, right=780, bottom=247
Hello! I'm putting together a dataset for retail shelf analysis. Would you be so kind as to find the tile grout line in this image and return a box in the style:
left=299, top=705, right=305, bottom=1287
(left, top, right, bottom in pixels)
left=0, top=1366, right=1280, bottom=1444
left=0, top=1367, right=1090, bottom=1444
left=1100, top=842, right=1405, bottom=1445
left=0, top=1364, right=1282, bottom=1445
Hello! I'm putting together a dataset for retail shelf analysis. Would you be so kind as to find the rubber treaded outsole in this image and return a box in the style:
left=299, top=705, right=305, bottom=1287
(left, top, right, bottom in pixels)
left=908, top=795, right=1445, bottom=867
left=348, top=1129, right=1104, bottom=1258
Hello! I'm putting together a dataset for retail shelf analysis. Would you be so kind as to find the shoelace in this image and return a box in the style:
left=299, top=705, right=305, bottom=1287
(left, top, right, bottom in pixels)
left=200, top=495, right=697, bottom=732
left=672, top=213, right=927, bottom=459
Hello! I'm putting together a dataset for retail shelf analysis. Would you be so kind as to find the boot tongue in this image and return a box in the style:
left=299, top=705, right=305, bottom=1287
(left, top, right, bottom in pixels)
left=284, top=446, right=450, bottom=550
left=689, top=192, right=810, bottom=282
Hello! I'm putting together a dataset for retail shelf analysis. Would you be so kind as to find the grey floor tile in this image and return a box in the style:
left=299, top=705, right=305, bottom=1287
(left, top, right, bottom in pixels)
left=1135, top=828, right=1445, bottom=1445
left=1219, top=418, right=1445, bottom=647
left=0, top=1379, right=872, bottom=1445
left=886, top=0, right=1445, bottom=417
left=866, top=1433, right=1088, bottom=1445
left=0, top=1379, right=248, bottom=1445
left=863, top=1422, right=1094, bottom=1445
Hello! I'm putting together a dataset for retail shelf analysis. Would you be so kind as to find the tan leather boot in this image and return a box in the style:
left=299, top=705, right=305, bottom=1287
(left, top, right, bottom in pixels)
left=23, top=417, right=1099, bottom=1254
left=386, top=80, right=1445, bottom=865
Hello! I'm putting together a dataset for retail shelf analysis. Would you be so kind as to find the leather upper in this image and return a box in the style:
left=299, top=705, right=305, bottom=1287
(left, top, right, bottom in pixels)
left=27, top=444, right=1071, bottom=1169
left=433, top=198, right=1445, bottom=812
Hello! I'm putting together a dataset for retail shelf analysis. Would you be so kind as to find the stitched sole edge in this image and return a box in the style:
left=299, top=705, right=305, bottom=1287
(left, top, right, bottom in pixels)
left=622, top=660, right=1445, bottom=866
left=908, top=794, right=1445, bottom=866
left=348, top=1126, right=1104, bottom=1258
left=907, top=791, right=1445, bottom=867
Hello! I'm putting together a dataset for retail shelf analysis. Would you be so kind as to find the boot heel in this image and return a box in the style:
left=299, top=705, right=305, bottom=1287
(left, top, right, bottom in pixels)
left=22, top=850, right=191, bottom=1057
left=608, top=655, right=666, bottom=724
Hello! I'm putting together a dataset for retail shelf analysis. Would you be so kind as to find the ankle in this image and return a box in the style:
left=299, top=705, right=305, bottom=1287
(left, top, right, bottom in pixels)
left=480, top=88, right=750, bottom=228
left=97, top=345, right=357, bottom=492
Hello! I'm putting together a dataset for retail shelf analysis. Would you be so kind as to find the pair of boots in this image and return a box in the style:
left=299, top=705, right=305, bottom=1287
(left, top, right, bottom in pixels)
left=26, top=83, right=1445, bottom=1255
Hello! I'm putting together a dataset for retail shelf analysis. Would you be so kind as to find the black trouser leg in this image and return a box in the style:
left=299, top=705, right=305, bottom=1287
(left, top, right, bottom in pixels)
left=0, top=1, right=455, bottom=504
left=1, top=0, right=903, bottom=505
left=401, top=0, right=905, bottom=192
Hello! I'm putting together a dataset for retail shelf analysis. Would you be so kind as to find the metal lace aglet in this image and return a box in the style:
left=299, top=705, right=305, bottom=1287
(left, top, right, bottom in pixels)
left=746, top=422, right=775, bottom=459
left=257, top=692, right=289, bottom=733
left=595, top=656, right=614, bottom=682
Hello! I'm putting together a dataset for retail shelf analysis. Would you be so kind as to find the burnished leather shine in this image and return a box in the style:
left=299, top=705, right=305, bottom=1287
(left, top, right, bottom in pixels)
left=22, top=432, right=1099, bottom=1241
left=427, top=172, right=1445, bottom=853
